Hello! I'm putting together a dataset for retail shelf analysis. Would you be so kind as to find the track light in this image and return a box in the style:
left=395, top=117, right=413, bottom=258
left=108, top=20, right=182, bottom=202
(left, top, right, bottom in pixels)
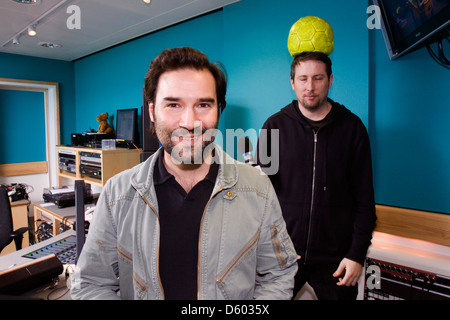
left=28, top=25, right=37, bottom=36
left=12, top=36, right=20, bottom=45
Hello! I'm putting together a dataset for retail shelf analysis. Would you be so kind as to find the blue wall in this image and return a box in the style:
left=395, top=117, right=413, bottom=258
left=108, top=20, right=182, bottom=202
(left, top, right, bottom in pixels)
left=0, top=52, right=76, bottom=148
left=0, top=89, right=45, bottom=164
left=73, top=0, right=370, bottom=160
left=74, top=11, right=224, bottom=136
left=369, top=28, right=450, bottom=214
left=0, top=0, right=448, bottom=213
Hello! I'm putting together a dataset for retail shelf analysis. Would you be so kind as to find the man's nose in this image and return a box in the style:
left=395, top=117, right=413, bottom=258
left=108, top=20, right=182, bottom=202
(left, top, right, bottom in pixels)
left=306, top=79, right=315, bottom=91
left=179, top=107, right=196, bottom=130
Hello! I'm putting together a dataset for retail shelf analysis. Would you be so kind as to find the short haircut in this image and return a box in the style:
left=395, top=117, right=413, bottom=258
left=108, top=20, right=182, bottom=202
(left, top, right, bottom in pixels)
left=144, top=47, right=227, bottom=114
left=290, top=51, right=332, bottom=80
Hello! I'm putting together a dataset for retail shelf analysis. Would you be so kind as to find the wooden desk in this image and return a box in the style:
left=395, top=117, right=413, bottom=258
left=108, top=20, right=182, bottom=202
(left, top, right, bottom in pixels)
left=0, top=200, right=30, bottom=256
left=33, top=201, right=93, bottom=241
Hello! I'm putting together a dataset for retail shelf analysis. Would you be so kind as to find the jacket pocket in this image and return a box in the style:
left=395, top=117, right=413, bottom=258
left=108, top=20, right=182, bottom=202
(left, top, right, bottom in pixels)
left=117, top=243, right=133, bottom=265
left=216, top=230, right=260, bottom=300
left=270, top=222, right=294, bottom=268
left=133, top=272, right=149, bottom=299
left=117, top=243, right=148, bottom=299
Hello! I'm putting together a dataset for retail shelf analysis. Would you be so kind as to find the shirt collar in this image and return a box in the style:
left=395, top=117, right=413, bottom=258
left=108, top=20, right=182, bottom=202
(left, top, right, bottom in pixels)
left=154, top=151, right=219, bottom=186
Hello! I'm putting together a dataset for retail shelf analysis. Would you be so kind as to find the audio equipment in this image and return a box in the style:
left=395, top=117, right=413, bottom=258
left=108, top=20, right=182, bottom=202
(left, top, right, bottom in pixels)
left=58, top=149, right=76, bottom=173
left=71, top=132, right=115, bottom=148
left=0, top=254, right=63, bottom=295
left=42, top=184, right=93, bottom=208
left=365, top=257, right=450, bottom=300
left=22, top=235, right=77, bottom=265
left=79, top=151, right=102, bottom=178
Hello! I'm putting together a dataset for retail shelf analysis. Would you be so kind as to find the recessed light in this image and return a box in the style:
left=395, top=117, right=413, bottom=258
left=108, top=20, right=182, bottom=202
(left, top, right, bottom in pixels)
left=38, top=42, right=62, bottom=49
left=11, top=0, right=38, bottom=4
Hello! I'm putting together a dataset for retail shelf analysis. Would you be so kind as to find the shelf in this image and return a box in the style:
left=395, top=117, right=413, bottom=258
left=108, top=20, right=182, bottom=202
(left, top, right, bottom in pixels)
left=56, top=146, right=140, bottom=187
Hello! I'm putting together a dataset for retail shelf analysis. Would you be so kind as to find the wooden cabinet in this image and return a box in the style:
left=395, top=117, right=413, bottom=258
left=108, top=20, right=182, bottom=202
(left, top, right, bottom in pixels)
left=56, top=146, right=140, bottom=187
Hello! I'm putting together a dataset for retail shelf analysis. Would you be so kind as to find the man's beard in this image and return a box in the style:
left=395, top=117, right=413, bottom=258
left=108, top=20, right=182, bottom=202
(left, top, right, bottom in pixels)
left=155, top=120, right=218, bottom=165
left=299, top=94, right=327, bottom=111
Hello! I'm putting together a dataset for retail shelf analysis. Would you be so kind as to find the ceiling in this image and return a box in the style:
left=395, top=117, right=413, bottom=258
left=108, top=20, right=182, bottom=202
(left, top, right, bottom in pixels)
left=0, top=0, right=240, bottom=61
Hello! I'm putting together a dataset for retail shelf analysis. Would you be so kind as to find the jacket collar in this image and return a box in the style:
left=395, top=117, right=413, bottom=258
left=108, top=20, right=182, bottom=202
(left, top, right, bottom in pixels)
left=130, top=143, right=238, bottom=205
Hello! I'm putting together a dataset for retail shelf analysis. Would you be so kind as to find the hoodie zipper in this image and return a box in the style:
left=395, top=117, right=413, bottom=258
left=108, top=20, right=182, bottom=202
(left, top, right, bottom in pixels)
left=304, top=129, right=319, bottom=263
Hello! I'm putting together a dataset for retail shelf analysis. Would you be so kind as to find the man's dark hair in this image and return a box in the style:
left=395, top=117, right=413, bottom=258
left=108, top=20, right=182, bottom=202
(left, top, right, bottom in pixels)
left=290, top=51, right=332, bottom=80
left=144, top=47, right=227, bottom=115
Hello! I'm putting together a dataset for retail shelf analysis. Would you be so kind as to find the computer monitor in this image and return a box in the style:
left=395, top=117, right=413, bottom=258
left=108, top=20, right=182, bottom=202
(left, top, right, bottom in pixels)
left=374, top=0, right=450, bottom=60
left=116, top=108, right=139, bottom=146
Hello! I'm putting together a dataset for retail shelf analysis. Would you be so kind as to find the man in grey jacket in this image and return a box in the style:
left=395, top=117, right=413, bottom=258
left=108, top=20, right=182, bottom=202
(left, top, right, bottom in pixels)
left=71, top=47, right=297, bottom=300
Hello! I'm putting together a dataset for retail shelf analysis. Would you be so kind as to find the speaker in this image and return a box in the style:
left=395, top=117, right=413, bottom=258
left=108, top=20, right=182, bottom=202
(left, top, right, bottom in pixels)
left=0, top=255, right=63, bottom=295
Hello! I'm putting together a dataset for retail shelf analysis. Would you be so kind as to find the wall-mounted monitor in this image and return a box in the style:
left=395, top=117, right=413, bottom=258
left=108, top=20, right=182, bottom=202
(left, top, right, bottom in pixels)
left=116, top=108, right=139, bottom=147
left=374, top=0, right=449, bottom=60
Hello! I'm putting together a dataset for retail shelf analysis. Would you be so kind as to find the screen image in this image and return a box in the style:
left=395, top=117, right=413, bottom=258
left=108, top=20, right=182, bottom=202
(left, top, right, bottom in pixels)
left=116, top=108, right=138, bottom=144
left=376, top=0, right=450, bottom=59
left=385, top=0, right=447, bottom=42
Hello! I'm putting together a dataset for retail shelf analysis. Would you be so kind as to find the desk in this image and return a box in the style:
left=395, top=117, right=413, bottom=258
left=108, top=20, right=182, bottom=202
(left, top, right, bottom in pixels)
left=33, top=201, right=94, bottom=242
left=0, top=230, right=75, bottom=300
left=0, top=200, right=30, bottom=256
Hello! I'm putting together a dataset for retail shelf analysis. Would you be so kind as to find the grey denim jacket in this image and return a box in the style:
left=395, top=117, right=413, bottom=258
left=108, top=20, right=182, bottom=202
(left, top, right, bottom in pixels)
left=70, top=144, right=297, bottom=300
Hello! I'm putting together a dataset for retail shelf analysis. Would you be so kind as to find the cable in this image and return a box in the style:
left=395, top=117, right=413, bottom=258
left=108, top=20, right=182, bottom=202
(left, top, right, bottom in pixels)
left=426, top=37, right=450, bottom=69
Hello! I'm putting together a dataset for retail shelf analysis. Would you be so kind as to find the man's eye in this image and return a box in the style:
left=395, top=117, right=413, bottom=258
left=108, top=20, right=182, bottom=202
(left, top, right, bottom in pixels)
left=198, top=103, right=210, bottom=108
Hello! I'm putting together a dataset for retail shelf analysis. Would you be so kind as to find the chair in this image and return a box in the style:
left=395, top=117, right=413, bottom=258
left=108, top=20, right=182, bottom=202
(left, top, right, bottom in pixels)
left=0, top=186, right=29, bottom=254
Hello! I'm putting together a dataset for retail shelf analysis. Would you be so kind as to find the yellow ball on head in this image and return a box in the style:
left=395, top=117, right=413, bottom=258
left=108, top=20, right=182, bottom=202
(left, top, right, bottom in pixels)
left=287, top=16, right=334, bottom=57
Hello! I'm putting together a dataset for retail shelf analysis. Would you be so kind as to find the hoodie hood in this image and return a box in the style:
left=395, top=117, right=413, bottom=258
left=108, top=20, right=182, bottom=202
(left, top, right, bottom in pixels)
left=280, top=98, right=350, bottom=130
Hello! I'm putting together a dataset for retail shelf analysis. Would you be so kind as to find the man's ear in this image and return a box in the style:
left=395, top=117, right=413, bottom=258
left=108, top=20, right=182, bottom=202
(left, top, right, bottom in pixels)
left=328, top=74, right=334, bottom=90
left=290, top=77, right=295, bottom=91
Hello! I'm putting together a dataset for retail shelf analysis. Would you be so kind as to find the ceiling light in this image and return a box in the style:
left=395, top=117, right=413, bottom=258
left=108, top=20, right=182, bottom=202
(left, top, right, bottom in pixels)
left=38, top=42, right=61, bottom=49
left=143, top=0, right=151, bottom=4
left=11, top=0, right=38, bottom=4
left=12, top=36, right=20, bottom=45
left=28, top=25, right=37, bottom=36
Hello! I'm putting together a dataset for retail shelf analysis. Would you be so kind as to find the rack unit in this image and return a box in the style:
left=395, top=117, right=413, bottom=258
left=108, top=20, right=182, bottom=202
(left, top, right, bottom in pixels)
left=56, top=146, right=140, bottom=187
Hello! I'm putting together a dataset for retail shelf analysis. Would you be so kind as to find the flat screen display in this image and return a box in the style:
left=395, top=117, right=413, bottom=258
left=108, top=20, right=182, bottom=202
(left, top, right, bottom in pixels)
left=375, top=0, right=450, bottom=59
left=116, top=108, right=138, bottom=144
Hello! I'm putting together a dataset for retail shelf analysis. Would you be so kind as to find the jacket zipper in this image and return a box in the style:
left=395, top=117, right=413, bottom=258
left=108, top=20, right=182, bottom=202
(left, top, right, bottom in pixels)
left=215, top=229, right=261, bottom=287
left=304, top=130, right=319, bottom=263
left=141, top=195, right=165, bottom=300
left=197, top=187, right=223, bottom=300
left=270, top=225, right=286, bottom=268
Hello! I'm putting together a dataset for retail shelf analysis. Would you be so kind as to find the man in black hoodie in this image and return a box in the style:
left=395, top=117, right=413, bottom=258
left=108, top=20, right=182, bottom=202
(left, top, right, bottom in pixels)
left=256, top=51, right=376, bottom=300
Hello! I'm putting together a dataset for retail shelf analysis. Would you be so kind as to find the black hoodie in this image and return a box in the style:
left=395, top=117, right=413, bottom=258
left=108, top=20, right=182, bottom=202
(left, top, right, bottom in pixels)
left=256, top=99, right=376, bottom=266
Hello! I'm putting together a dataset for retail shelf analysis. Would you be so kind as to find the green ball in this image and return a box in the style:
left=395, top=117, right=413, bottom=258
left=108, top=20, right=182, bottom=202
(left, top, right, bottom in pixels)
left=287, top=16, right=334, bottom=57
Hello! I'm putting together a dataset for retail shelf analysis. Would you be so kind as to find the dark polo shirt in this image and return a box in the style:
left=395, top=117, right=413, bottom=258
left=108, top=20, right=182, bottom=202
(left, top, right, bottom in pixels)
left=154, top=152, right=218, bottom=300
